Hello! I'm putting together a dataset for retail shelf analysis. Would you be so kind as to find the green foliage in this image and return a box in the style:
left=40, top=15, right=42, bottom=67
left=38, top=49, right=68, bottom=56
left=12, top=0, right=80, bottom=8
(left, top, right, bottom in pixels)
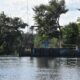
left=33, top=0, right=67, bottom=39
left=34, top=34, right=48, bottom=48
left=34, top=34, right=59, bottom=48
left=63, top=23, right=79, bottom=45
left=0, top=12, right=27, bottom=55
left=34, top=34, right=43, bottom=48
left=49, top=38, right=58, bottom=48
left=61, top=18, right=80, bottom=48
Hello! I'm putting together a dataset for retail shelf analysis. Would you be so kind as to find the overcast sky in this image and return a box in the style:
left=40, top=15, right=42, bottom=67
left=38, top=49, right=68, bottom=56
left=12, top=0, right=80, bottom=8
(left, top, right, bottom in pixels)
left=0, top=0, right=80, bottom=32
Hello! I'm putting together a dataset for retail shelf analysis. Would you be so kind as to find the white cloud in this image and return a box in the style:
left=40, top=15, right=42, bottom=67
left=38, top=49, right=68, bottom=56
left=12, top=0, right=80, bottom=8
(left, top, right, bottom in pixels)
left=65, top=0, right=80, bottom=9
left=60, top=11, right=80, bottom=26
left=59, top=0, right=80, bottom=26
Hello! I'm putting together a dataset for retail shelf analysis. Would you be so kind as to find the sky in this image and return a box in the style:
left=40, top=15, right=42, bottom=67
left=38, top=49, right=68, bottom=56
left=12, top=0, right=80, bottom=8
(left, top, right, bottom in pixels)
left=0, top=0, right=80, bottom=32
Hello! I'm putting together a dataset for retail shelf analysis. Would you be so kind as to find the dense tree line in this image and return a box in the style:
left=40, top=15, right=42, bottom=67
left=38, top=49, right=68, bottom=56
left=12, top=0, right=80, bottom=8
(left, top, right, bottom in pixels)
left=0, top=12, right=27, bottom=55
left=33, top=0, right=80, bottom=48
left=62, top=22, right=80, bottom=48
left=33, top=22, right=80, bottom=48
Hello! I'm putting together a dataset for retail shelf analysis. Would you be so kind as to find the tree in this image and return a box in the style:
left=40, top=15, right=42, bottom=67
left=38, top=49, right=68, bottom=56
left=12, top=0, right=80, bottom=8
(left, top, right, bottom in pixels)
left=33, top=0, right=68, bottom=47
left=0, top=12, right=27, bottom=55
left=77, top=17, right=80, bottom=47
left=62, top=23, right=79, bottom=47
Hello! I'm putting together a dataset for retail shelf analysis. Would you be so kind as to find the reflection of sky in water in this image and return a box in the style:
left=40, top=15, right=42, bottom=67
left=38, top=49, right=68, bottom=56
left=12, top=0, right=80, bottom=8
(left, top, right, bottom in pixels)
left=0, top=57, right=80, bottom=80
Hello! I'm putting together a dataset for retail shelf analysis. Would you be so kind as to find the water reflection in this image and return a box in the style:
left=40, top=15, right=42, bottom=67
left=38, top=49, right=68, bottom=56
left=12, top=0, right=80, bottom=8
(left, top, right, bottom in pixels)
left=35, top=58, right=80, bottom=80
left=35, top=58, right=61, bottom=80
left=0, top=57, right=80, bottom=80
left=36, top=58, right=61, bottom=68
left=36, top=58, right=49, bottom=68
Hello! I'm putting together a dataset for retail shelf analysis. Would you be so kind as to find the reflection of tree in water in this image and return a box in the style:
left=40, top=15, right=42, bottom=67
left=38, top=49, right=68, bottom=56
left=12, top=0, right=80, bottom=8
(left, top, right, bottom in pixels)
left=35, top=58, right=80, bottom=80
left=36, top=58, right=61, bottom=68
left=35, top=58, right=61, bottom=80
left=36, top=58, right=49, bottom=68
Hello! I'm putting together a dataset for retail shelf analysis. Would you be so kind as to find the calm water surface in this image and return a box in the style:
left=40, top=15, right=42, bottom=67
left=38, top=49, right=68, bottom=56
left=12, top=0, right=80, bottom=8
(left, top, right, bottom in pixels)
left=0, top=57, right=80, bottom=80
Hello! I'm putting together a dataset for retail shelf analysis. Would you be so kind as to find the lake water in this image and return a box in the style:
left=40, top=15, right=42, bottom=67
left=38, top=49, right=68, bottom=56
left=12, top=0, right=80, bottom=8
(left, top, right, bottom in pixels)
left=0, top=57, right=80, bottom=80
